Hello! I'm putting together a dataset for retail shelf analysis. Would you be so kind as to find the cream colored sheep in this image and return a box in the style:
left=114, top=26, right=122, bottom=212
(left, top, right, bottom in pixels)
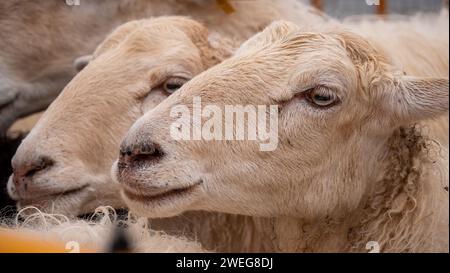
left=8, top=16, right=235, bottom=215
left=115, top=21, right=449, bottom=253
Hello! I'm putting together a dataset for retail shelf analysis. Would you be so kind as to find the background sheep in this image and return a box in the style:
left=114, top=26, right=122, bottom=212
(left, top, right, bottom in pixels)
left=115, top=20, right=448, bottom=252
left=7, top=16, right=238, bottom=216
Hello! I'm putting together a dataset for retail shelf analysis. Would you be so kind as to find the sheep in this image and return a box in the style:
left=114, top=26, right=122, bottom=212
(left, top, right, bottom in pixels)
left=7, top=16, right=237, bottom=216
left=0, top=0, right=329, bottom=134
left=114, top=20, right=449, bottom=252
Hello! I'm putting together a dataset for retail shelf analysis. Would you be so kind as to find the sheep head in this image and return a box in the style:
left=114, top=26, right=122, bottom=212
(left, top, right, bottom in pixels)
left=114, top=21, right=448, bottom=219
left=8, top=17, right=232, bottom=216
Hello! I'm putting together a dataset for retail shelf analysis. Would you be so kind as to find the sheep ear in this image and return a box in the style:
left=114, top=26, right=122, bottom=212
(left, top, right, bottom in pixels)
left=74, top=55, right=92, bottom=72
left=386, top=76, right=448, bottom=125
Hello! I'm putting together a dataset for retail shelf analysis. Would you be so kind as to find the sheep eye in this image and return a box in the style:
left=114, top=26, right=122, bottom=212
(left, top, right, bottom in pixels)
left=305, top=87, right=339, bottom=108
left=163, top=77, right=188, bottom=95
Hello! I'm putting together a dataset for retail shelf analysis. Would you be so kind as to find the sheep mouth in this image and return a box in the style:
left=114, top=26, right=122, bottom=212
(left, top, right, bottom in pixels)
left=0, top=92, right=17, bottom=110
left=16, top=184, right=89, bottom=204
left=0, top=100, right=12, bottom=111
left=123, top=181, right=202, bottom=204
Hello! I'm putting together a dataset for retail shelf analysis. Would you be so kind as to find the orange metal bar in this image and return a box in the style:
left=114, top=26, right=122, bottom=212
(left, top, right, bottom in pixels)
left=0, top=228, right=96, bottom=253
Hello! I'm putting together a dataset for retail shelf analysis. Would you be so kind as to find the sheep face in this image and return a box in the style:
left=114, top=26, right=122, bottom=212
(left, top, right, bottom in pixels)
left=8, top=17, right=228, bottom=216
left=114, top=21, right=448, bottom=219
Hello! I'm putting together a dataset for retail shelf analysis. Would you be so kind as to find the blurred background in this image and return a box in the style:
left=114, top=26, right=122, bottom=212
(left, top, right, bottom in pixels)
left=305, top=0, right=446, bottom=18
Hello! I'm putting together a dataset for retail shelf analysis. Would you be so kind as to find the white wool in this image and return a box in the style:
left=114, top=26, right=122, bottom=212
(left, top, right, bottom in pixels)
left=1, top=206, right=206, bottom=253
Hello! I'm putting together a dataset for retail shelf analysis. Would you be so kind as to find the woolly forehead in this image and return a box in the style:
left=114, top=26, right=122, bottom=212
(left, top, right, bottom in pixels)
left=99, top=28, right=200, bottom=60
left=92, top=17, right=210, bottom=63
left=177, top=31, right=363, bottom=104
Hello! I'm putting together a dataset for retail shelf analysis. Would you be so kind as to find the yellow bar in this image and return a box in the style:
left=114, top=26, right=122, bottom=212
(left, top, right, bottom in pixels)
left=0, top=228, right=96, bottom=253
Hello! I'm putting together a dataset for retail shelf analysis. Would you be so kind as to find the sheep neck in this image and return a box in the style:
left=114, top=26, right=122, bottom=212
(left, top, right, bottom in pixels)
left=264, top=125, right=443, bottom=252
left=210, top=126, right=443, bottom=252
left=347, top=125, right=446, bottom=252
left=150, top=125, right=445, bottom=252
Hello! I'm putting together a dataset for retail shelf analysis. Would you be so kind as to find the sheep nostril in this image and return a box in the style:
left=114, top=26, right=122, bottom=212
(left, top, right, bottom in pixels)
left=12, top=155, right=54, bottom=190
left=134, top=143, right=164, bottom=163
left=119, top=147, right=126, bottom=157
left=140, top=143, right=156, bottom=155
left=119, top=145, right=134, bottom=158
left=118, top=142, right=164, bottom=168
left=23, top=156, right=54, bottom=178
